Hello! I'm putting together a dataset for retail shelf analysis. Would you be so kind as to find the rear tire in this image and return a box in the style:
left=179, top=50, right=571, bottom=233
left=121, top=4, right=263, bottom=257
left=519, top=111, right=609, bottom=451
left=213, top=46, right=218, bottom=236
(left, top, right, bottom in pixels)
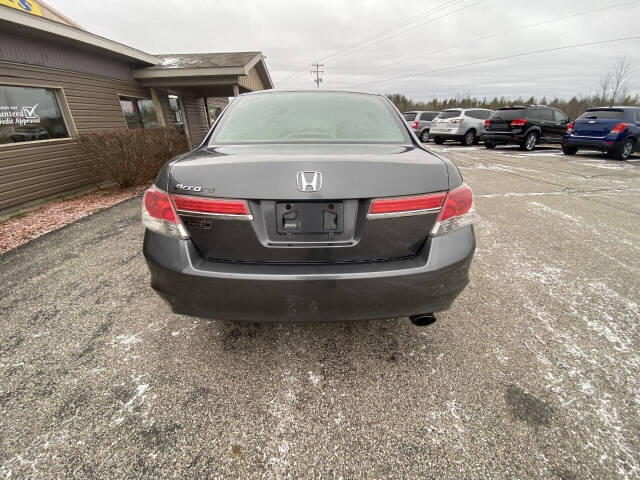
left=611, top=139, right=634, bottom=161
left=562, top=146, right=577, bottom=155
left=461, top=130, right=475, bottom=146
left=420, top=130, right=430, bottom=143
left=434, top=137, right=444, bottom=145
left=520, top=132, right=538, bottom=151
left=484, top=141, right=496, bottom=149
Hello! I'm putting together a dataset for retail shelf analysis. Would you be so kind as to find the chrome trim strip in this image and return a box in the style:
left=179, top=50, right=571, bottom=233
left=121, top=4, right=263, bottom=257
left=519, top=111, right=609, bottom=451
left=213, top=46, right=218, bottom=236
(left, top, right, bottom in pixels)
left=366, top=207, right=441, bottom=220
left=177, top=210, right=254, bottom=221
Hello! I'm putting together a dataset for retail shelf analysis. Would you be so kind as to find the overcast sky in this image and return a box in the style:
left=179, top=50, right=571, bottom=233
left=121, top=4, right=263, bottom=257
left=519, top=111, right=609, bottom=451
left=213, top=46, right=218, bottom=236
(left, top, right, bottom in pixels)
left=48, top=0, right=640, bottom=101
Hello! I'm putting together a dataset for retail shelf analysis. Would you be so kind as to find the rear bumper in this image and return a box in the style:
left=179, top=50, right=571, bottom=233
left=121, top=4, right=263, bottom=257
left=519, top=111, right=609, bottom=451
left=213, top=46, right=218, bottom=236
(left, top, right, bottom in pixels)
left=143, top=226, right=475, bottom=323
left=482, top=132, right=522, bottom=144
left=430, top=130, right=464, bottom=140
left=563, top=136, right=610, bottom=151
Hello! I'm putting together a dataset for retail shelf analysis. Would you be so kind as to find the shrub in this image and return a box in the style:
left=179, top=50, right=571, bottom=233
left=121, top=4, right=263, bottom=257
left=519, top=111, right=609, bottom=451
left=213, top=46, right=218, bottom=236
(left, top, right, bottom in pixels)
left=77, top=127, right=189, bottom=188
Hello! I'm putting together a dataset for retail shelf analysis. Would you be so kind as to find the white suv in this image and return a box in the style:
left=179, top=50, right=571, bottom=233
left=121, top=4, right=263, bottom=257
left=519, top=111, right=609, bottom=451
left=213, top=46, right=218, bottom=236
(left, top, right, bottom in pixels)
left=430, top=108, right=494, bottom=146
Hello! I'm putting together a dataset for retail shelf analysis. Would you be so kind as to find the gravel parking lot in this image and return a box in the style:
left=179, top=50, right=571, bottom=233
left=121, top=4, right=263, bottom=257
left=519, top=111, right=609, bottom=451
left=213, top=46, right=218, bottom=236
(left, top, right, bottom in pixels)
left=1, top=145, right=639, bottom=479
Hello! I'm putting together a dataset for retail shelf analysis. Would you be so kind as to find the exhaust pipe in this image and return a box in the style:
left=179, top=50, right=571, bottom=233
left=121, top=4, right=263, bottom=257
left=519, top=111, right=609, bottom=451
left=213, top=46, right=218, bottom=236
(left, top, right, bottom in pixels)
left=410, top=313, right=436, bottom=327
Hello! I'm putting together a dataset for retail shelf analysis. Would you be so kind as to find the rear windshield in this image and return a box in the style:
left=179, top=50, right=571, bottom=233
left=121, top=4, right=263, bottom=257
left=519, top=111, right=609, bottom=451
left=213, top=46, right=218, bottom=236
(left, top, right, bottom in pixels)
left=420, top=112, right=438, bottom=121
left=404, top=112, right=417, bottom=121
left=578, top=109, right=625, bottom=120
left=212, top=92, right=409, bottom=144
left=491, top=108, right=527, bottom=120
left=437, top=110, right=462, bottom=119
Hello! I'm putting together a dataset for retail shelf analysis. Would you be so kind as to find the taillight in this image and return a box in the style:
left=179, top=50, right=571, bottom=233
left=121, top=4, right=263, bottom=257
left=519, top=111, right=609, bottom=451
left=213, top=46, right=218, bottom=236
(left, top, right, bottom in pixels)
left=142, top=186, right=188, bottom=238
left=430, top=183, right=475, bottom=236
left=610, top=123, right=628, bottom=134
left=172, top=195, right=251, bottom=217
left=484, top=119, right=491, bottom=127
left=368, top=192, right=445, bottom=218
left=450, top=118, right=464, bottom=124
left=567, top=121, right=574, bottom=133
left=511, top=118, right=527, bottom=127
left=412, top=120, right=419, bottom=129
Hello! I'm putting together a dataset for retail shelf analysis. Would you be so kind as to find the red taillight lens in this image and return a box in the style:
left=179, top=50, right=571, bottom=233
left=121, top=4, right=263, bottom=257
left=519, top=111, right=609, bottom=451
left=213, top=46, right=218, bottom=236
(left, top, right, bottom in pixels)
left=172, top=195, right=250, bottom=216
left=610, top=123, right=628, bottom=134
left=431, top=183, right=475, bottom=236
left=438, top=184, right=473, bottom=221
left=484, top=119, right=491, bottom=127
left=451, top=118, right=464, bottom=124
left=369, top=192, right=445, bottom=216
left=567, top=121, right=574, bottom=133
left=412, top=120, right=419, bottom=129
left=144, top=186, right=180, bottom=223
left=142, top=186, right=188, bottom=238
left=511, top=118, right=527, bottom=127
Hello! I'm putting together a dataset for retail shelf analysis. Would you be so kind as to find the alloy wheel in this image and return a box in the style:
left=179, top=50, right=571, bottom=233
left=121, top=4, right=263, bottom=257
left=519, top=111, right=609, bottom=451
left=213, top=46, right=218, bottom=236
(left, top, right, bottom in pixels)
left=464, top=131, right=475, bottom=146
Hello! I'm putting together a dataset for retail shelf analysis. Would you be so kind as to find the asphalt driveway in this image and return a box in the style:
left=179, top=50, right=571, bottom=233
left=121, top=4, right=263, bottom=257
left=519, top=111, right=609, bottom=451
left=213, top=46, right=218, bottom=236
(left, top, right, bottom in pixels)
left=1, top=145, right=639, bottom=479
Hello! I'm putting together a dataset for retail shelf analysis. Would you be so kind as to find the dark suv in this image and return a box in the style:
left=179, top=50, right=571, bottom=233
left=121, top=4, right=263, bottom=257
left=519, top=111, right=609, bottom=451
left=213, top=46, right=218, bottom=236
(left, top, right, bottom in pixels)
left=482, top=105, right=570, bottom=151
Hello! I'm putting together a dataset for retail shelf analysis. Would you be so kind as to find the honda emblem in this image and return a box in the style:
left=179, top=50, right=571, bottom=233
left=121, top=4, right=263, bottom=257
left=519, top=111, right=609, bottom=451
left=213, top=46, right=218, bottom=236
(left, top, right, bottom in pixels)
left=296, top=171, right=322, bottom=192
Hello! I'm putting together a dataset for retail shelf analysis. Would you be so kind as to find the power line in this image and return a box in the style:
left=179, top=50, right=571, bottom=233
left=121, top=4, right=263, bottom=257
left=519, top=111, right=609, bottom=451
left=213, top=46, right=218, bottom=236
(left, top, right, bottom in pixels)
left=277, top=0, right=468, bottom=86
left=377, top=0, right=640, bottom=71
left=319, top=0, right=468, bottom=64
left=321, top=0, right=486, bottom=67
left=311, top=63, right=324, bottom=88
left=350, top=35, right=640, bottom=89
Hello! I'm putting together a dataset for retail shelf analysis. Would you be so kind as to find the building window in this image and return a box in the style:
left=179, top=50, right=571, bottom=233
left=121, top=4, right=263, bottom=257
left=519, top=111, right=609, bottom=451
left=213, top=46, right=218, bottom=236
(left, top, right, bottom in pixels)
left=119, top=97, right=158, bottom=129
left=0, top=85, right=70, bottom=144
left=167, top=94, right=185, bottom=134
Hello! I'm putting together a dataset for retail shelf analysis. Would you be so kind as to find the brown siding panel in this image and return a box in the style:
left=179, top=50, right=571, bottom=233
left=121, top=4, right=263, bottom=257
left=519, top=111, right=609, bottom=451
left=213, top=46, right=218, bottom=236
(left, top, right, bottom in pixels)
left=0, top=58, right=152, bottom=211
left=0, top=31, right=138, bottom=82
left=183, top=94, right=209, bottom=147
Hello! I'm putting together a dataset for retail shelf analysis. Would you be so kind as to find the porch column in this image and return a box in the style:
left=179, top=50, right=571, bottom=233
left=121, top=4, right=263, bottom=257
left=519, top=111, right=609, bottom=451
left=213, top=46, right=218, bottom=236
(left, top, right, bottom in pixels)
left=232, top=84, right=240, bottom=97
left=150, top=87, right=167, bottom=127
left=204, top=97, right=212, bottom=127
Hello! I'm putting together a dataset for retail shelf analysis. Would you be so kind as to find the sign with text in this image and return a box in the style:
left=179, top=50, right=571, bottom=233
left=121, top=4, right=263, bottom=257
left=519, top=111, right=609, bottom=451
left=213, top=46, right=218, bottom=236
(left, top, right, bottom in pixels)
left=0, top=0, right=43, bottom=16
left=0, top=104, right=41, bottom=127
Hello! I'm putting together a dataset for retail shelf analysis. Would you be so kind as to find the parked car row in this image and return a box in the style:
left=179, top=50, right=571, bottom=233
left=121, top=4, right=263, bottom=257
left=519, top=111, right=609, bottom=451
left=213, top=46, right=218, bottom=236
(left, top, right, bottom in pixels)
left=404, top=105, right=640, bottom=160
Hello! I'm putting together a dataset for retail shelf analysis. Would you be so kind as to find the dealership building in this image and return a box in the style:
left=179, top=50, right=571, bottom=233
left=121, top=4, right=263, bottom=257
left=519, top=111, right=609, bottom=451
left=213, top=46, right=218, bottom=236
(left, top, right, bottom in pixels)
left=0, top=0, right=273, bottom=213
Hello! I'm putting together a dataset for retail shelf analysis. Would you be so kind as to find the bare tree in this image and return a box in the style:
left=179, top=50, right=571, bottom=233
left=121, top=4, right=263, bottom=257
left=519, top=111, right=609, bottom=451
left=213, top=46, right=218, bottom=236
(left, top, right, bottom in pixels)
left=599, top=73, right=611, bottom=105
left=604, top=56, right=634, bottom=106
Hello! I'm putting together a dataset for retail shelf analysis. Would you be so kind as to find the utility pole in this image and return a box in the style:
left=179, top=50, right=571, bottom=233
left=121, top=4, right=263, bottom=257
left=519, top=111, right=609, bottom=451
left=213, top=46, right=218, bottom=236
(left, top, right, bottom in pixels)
left=311, top=63, right=324, bottom=88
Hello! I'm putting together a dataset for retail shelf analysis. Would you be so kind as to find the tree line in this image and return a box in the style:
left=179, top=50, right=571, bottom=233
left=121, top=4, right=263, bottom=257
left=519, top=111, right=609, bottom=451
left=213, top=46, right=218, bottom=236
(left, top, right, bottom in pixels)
left=386, top=92, right=640, bottom=120
left=386, top=57, right=637, bottom=120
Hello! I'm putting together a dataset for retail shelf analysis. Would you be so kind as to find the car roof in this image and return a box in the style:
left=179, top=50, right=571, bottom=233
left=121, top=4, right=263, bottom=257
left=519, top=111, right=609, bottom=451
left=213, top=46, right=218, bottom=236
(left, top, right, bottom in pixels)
left=238, top=89, right=384, bottom=98
left=587, top=106, right=639, bottom=110
left=442, top=108, right=493, bottom=112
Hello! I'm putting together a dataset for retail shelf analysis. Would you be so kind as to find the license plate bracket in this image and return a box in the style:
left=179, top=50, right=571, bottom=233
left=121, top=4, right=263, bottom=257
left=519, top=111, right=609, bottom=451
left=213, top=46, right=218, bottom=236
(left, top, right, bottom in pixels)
left=276, top=202, right=344, bottom=234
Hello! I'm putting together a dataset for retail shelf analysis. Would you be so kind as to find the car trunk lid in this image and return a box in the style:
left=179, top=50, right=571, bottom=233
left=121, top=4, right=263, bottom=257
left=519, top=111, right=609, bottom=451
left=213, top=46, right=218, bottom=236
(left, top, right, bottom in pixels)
left=572, top=110, right=626, bottom=137
left=167, top=144, right=449, bottom=263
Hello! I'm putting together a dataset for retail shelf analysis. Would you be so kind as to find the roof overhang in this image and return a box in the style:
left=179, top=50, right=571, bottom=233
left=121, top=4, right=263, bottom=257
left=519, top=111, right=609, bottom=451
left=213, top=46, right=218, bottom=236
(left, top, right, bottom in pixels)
left=0, top=5, right=160, bottom=65
left=133, top=66, right=247, bottom=79
left=132, top=52, right=274, bottom=93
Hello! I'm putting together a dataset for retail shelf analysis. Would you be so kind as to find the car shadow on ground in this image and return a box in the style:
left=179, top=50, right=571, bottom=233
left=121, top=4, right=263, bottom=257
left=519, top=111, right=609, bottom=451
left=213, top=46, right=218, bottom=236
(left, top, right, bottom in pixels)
left=187, top=314, right=440, bottom=368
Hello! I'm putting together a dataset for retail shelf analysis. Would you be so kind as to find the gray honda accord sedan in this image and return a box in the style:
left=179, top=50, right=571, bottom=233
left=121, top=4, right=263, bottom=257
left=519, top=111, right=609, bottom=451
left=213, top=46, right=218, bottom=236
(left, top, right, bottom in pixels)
left=142, top=90, right=475, bottom=323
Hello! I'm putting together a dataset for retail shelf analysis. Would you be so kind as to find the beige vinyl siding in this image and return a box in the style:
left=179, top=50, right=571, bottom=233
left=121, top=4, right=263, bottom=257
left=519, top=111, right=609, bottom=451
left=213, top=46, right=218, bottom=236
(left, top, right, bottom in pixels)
left=238, top=66, right=266, bottom=92
left=0, top=60, right=152, bottom=211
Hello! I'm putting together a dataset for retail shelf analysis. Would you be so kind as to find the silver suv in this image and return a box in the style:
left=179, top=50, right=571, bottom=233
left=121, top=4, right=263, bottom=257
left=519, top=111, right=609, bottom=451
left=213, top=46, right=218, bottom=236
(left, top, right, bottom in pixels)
left=430, top=108, right=494, bottom=146
left=403, top=111, right=440, bottom=143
